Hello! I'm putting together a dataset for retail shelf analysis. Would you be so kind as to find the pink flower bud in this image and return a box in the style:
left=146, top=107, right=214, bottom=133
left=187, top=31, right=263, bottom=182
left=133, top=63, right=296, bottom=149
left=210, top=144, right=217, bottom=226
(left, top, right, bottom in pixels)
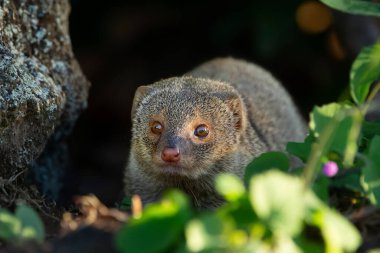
left=322, top=161, right=339, bottom=177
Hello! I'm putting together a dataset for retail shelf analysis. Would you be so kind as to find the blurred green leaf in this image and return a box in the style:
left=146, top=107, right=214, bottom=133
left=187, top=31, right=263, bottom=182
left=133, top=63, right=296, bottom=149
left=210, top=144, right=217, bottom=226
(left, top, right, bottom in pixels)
left=362, top=120, right=380, bottom=141
left=0, top=209, right=21, bottom=240
left=320, top=209, right=361, bottom=253
left=311, top=176, right=329, bottom=203
left=350, top=42, right=380, bottom=104
left=249, top=171, right=305, bottom=236
left=331, top=170, right=364, bottom=193
left=164, top=190, right=191, bottom=214
left=217, top=195, right=258, bottom=230
left=287, top=134, right=315, bottom=162
left=362, top=135, right=380, bottom=206
left=215, top=174, right=245, bottom=202
left=273, top=235, right=302, bottom=253
left=295, top=235, right=324, bottom=253
left=244, top=152, right=289, bottom=185
left=185, top=215, right=226, bottom=252
left=320, top=0, right=380, bottom=17
left=15, top=205, right=45, bottom=242
left=0, top=205, right=45, bottom=243
left=119, top=196, right=132, bottom=212
left=305, top=192, right=361, bottom=253
left=116, top=190, right=191, bottom=253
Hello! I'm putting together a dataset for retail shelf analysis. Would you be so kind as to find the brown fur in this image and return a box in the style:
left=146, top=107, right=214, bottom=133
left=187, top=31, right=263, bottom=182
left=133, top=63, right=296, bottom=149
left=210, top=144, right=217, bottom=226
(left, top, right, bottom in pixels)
left=125, top=57, right=306, bottom=209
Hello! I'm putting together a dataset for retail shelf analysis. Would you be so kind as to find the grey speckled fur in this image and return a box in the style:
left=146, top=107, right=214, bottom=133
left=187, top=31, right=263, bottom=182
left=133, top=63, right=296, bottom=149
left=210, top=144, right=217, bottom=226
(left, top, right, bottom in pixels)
left=125, top=57, right=306, bottom=209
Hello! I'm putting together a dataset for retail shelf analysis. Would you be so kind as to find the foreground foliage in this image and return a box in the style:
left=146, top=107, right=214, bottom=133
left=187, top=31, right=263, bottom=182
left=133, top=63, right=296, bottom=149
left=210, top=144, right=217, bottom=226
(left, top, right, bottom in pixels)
left=116, top=171, right=361, bottom=253
left=0, top=205, right=45, bottom=242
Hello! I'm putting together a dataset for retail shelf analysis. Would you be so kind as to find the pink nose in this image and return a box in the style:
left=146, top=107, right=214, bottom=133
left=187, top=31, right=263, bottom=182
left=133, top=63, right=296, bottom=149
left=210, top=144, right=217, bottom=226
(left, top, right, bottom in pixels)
left=161, top=147, right=180, bottom=162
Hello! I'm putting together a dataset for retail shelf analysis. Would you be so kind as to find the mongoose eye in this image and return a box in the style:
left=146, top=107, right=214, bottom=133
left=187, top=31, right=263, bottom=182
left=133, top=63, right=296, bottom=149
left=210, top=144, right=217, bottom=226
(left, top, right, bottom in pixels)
left=194, top=124, right=209, bottom=138
left=151, top=121, right=163, bottom=135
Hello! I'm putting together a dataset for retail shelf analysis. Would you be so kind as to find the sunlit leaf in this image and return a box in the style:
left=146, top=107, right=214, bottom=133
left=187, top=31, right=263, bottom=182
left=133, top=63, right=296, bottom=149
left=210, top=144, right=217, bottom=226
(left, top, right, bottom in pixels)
left=321, top=0, right=380, bottom=17
left=15, top=205, right=45, bottom=242
left=321, top=209, right=361, bottom=253
left=0, top=209, right=21, bottom=240
left=215, top=174, right=245, bottom=202
left=362, top=135, right=380, bottom=206
left=310, top=103, right=359, bottom=159
left=249, top=171, right=305, bottom=236
left=185, top=215, right=225, bottom=252
left=116, top=190, right=191, bottom=253
left=350, top=42, right=380, bottom=104
left=273, top=235, right=302, bottom=253
left=217, top=195, right=258, bottom=230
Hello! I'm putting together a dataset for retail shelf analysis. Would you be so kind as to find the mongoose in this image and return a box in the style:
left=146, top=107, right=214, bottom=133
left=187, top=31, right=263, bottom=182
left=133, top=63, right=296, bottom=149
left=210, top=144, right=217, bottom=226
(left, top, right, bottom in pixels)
left=125, top=57, right=306, bottom=209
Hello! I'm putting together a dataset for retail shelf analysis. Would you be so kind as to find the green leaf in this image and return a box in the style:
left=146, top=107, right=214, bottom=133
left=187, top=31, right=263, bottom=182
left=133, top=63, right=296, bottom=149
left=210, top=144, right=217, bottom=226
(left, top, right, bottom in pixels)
left=295, top=235, right=324, bottom=253
left=0, top=209, right=21, bottom=240
left=321, top=209, right=361, bottom=253
left=362, top=135, right=380, bottom=206
left=273, top=235, right=302, bottom=253
left=217, top=195, right=258, bottom=230
left=320, top=0, right=380, bottom=17
left=215, top=174, right=245, bottom=202
left=362, top=120, right=380, bottom=141
left=15, top=205, right=45, bottom=242
left=185, top=214, right=226, bottom=252
left=249, top=171, right=305, bottom=236
left=331, top=170, right=364, bottom=193
left=244, top=152, right=289, bottom=185
left=116, top=190, right=190, bottom=253
left=310, top=103, right=355, bottom=155
left=119, top=196, right=132, bottom=212
left=287, top=134, right=315, bottom=162
left=350, top=42, right=380, bottom=104
left=311, top=176, right=329, bottom=203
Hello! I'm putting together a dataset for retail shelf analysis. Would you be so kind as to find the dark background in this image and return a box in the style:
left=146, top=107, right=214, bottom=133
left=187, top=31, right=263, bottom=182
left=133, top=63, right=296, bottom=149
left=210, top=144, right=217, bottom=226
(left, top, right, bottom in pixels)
left=65, top=0, right=379, bottom=205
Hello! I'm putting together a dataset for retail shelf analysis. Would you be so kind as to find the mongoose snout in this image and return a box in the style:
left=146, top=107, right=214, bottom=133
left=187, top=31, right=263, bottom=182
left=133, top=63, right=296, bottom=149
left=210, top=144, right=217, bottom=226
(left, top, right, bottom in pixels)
left=161, top=147, right=181, bottom=163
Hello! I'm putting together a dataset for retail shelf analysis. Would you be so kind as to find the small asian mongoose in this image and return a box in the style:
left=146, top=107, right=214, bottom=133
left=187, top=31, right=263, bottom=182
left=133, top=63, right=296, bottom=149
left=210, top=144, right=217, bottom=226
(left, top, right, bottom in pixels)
left=125, top=58, right=305, bottom=208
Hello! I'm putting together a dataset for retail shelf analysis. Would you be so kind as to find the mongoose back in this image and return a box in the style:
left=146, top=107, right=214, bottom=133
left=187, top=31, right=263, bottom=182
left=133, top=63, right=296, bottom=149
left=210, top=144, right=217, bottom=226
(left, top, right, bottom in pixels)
left=125, top=58, right=305, bottom=209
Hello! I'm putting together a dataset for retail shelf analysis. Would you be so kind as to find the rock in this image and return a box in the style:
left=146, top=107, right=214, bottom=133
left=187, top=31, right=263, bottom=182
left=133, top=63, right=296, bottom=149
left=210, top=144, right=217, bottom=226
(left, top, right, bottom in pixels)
left=0, top=0, right=90, bottom=200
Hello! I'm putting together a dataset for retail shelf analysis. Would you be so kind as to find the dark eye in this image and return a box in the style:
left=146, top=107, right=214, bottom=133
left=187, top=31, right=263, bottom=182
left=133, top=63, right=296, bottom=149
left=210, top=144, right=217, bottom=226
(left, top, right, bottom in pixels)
left=151, top=121, right=163, bottom=135
left=194, top=124, right=209, bottom=138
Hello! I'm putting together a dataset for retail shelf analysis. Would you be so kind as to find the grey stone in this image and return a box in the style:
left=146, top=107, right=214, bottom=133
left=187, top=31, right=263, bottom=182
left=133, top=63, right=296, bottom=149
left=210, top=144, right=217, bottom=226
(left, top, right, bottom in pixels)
left=0, top=0, right=90, bottom=199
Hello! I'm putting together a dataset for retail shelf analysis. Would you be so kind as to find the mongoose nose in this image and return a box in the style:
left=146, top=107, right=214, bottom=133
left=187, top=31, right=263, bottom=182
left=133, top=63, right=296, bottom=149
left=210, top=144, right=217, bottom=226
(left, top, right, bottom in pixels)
left=161, top=147, right=181, bottom=162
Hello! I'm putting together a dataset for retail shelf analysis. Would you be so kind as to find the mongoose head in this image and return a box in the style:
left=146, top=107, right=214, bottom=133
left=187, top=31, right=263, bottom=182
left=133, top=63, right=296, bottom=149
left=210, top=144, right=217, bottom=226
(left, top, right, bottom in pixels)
left=130, top=76, right=248, bottom=181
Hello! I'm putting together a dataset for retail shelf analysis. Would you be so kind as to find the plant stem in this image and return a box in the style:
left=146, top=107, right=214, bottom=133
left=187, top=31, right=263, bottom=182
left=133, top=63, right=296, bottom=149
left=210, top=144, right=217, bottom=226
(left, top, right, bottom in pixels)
left=343, top=109, right=362, bottom=167
left=303, top=113, right=342, bottom=188
left=366, top=81, right=380, bottom=103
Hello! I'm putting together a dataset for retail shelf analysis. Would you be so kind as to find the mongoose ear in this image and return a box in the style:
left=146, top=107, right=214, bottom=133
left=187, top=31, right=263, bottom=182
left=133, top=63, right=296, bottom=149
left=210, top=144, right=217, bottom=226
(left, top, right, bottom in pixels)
left=131, top=85, right=152, bottom=119
left=214, top=92, right=246, bottom=131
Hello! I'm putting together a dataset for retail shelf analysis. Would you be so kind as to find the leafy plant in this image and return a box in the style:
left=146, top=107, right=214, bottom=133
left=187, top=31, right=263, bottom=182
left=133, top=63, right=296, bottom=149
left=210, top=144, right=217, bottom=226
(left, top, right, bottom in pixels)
left=116, top=191, right=191, bottom=253
left=116, top=171, right=361, bottom=253
left=287, top=39, right=380, bottom=206
left=0, top=205, right=45, bottom=243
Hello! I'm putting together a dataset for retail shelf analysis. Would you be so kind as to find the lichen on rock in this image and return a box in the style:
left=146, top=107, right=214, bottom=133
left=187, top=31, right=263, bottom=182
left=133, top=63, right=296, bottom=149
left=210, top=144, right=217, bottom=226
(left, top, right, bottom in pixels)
left=0, top=0, right=90, bottom=202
